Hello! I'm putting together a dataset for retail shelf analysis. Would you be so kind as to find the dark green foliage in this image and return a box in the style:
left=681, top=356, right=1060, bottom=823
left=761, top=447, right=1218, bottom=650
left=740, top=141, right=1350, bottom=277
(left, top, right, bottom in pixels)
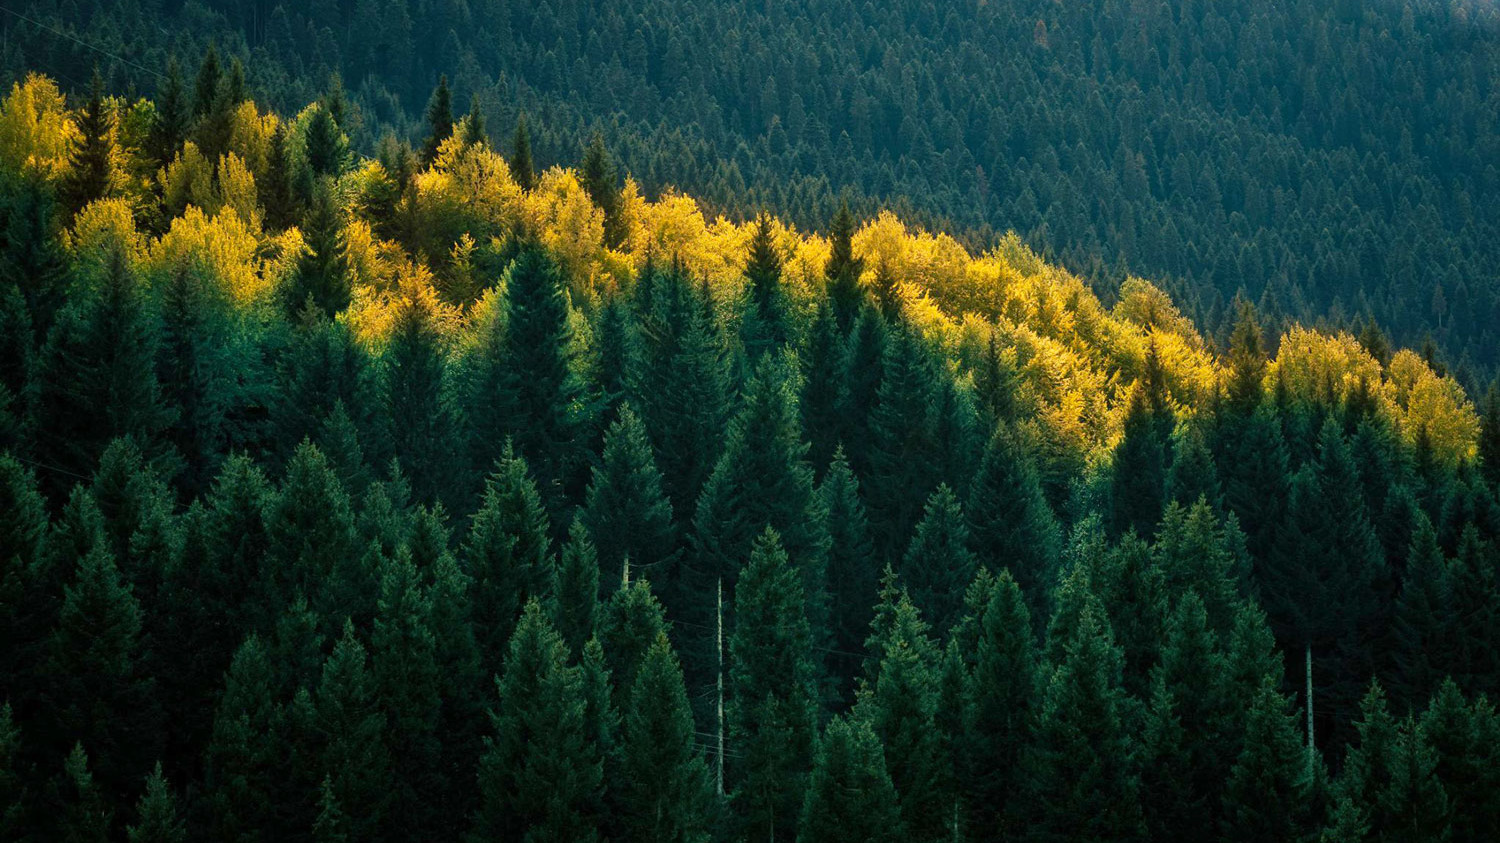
left=420, top=75, right=454, bottom=166
left=303, top=624, right=389, bottom=840
left=1390, top=516, right=1454, bottom=708
left=862, top=322, right=943, bottom=562
left=1221, top=680, right=1314, bottom=841
left=473, top=600, right=602, bottom=842
left=463, top=443, right=554, bottom=683
left=819, top=447, right=876, bottom=698
left=967, top=425, right=1062, bottom=612
left=798, top=716, right=903, bottom=843
left=304, top=105, right=349, bottom=178
left=617, top=633, right=716, bottom=842
left=146, top=57, right=188, bottom=171
left=728, top=529, right=818, bottom=842
left=597, top=576, right=669, bottom=712
left=582, top=403, right=675, bottom=591
left=54, top=743, right=111, bottom=843
left=552, top=518, right=601, bottom=656
left=1168, top=425, right=1222, bottom=512
left=959, top=569, right=1035, bottom=835
left=266, top=441, right=357, bottom=615
left=580, top=135, right=625, bottom=248
left=510, top=114, right=535, bottom=192
left=284, top=182, right=351, bottom=319
left=127, top=764, right=184, bottom=843
left=378, top=290, right=458, bottom=506
left=61, top=71, right=115, bottom=219
left=900, top=484, right=976, bottom=640
left=1110, top=382, right=1169, bottom=540
left=740, top=213, right=789, bottom=364
left=799, top=298, right=844, bottom=475
left=824, top=203, right=864, bottom=332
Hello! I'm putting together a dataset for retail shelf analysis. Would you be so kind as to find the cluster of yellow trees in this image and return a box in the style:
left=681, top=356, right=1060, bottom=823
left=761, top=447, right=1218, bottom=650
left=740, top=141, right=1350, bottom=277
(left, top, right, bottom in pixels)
left=0, top=73, right=1478, bottom=469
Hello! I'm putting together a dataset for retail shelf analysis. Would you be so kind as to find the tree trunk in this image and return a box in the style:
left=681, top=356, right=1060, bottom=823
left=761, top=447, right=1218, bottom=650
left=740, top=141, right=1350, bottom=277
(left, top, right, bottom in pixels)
left=1305, top=642, right=1315, bottom=775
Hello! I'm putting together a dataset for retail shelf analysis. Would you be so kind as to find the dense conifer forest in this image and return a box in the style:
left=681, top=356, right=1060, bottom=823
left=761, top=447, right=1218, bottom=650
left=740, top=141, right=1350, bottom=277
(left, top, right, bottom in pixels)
left=3, top=0, right=1499, bottom=375
left=2, top=12, right=1500, bottom=843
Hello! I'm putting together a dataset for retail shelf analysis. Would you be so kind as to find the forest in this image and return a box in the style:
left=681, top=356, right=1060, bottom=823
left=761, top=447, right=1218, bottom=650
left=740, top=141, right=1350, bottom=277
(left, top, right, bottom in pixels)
left=2, top=0, right=1498, bottom=379
left=2, top=23, right=1500, bottom=843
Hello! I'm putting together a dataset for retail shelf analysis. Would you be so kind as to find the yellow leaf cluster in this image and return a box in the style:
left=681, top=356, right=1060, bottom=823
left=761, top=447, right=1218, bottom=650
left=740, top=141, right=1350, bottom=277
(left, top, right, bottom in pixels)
left=148, top=206, right=272, bottom=306
left=0, top=74, right=75, bottom=178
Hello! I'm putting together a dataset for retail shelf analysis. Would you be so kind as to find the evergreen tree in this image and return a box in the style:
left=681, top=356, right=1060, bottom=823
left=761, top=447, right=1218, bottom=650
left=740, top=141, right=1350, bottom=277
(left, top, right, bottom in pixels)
left=510, top=113, right=535, bottom=192
left=741, top=213, right=789, bottom=363
left=582, top=403, right=676, bottom=590
left=1167, top=425, right=1223, bottom=512
left=420, top=75, right=454, bottom=166
left=62, top=70, right=117, bottom=219
left=463, top=443, right=555, bottom=683
left=862, top=322, right=942, bottom=561
left=855, top=592, right=952, bottom=841
left=274, top=315, right=370, bottom=463
left=305, top=624, right=389, bottom=841
left=837, top=304, right=886, bottom=477
left=261, top=121, right=303, bottom=230
left=798, top=716, right=904, bottom=843
left=146, top=57, right=188, bottom=171
left=1480, top=382, right=1500, bottom=489
left=304, top=105, right=349, bottom=178
left=592, top=296, right=635, bottom=422
left=900, top=483, right=977, bottom=639
left=960, top=568, right=1036, bottom=835
left=472, top=600, right=601, bottom=842
left=618, top=633, right=716, bottom=842
left=265, top=441, right=357, bottom=616
left=800, top=297, right=845, bottom=475
left=0, top=455, right=51, bottom=707
left=824, top=203, right=865, bottom=332
left=31, top=250, right=174, bottom=493
left=1422, top=680, right=1500, bottom=841
left=372, top=550, right=443, bottom=838
left=580, top=134, right=625, bottom=248
left=1390, top=515, right=1453, bottom=707
left=728, top=529, right=819, bottom=843
left=1110, top=381, right=1169, bottom=539
left=378, top=289, right=458, bottom=506
left=966, top=425, right=1062, bottom=613
left=202, top=635, right=279, bottom=840
left=1025, top=601, right=1143, bottom=842
left=818, top=448, right=876, bottom=698
left=553, top=518, right=601, bottom=656
left=54, top=743, right=111, bottom=843
left=597, top=576, right=669, bottom=709
left=1221, top=680, right=1315, bottom=841
left=126, top=764, right=184, bottom=843
left=0, top=703, right=25, bottom=838
left=286, top=182, right=352, bottom=321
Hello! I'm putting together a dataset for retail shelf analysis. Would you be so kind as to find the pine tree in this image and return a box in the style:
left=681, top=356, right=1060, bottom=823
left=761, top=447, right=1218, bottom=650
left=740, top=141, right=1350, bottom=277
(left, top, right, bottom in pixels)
left=304, top=104, right=349, bottom=178
left=62, top=69, right=117, bottom=219
left=1218, top=404, right=1289, bottom=562
left=553, top=518, right=601, bottom=656
left=274, top=315, right=370, bottom=463
left=473, top=600, right=602, bottom=842
left=1026, top=601, right=1143, bottom=842
left=261, top=121, right=303, bottom=230
left=855, top=591, right=952, bottom=841
left=582, top=403, right=676, bottom=591
left=466, top=245, right=587, bottom=512
left=1221, top=680, right=1315, bottom=841
left=1167, top=424, right=1223, bottom=511
left=31, top=250, right=174, bottom=493
left=1377, top=718, right=1450, bottom=841
left=202, top=635, right=279, bottom=840
left=1110, top=382, right=1169, bottom=539
left=691, top=350, right=829, bottom=685
left=837, top=304, right=886, bottom=476
left=1479, top=382, right=1500, bottom=489
left=824, top=203, right=865, bottom=332
left=580, top=134, right=625, bottom=248
left=1151, top=500, right=1245, bottom=637
left=464, top=443, right=555, bottom=682
left=597, top=576, right=669, bottom=709
left=126, top=764, right=184, bottom=843
left=819, top=448, right=876, bottom=698
left=741, top=213, right=789, bottom=364
left=378, top=290, right=458, bottom=507
left=0, top=455, right=50, bottom=705
left=618, top=633, right=717, bottom=842
left=311, top=776, right=348, bottom=843
left=420, top=75, right=454, bottom=166
left=967, top=425, right=1063, bottom=612
left=798, top=716, right=904, bottom=843
left=510, top=113, right=535, bottom=191
left=54, top=743, right=111, bottom=843
left=146, top=57, right=188, bottom=171
left=306, top=624, right=390, bottom=840
left=1390, top=515, right=1453, bottom=707
left=266, top=441, right=357, bottom=614
left=800, top=297, right=845, bottom=475
left=862, top=322, right=942, bottom=562
left=1423, top=680, right=1500, bottom=841
left=728, top=529, right=819, bottom=842
left=960, top=568, right=1036, bottom=835
left=592, top=296, right=636, bottom=422
left=900, top=483, right=977, bottom=639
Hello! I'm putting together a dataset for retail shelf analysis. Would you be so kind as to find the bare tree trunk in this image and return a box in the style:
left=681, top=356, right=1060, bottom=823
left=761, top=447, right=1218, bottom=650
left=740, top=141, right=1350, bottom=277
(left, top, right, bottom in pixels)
left=717, top=577, right=725, bottom=798
left=1305, top=642, right=1315, bottom=775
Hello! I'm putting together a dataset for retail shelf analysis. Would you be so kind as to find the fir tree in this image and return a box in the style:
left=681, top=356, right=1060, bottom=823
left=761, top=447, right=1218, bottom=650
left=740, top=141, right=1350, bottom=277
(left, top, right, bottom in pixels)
left=378, top=289, right=458, bottom=506
left=146, top=57, right=188, bottom=171
left=900, top=483, right=977, bottom=639
left=582, top=403, right=676, bottom=591
left=54, top=743, right=111, bottom=843
left=741, top=213, right=789, bottom=364
left=510, top=113, right=535, bottom=192
left=960, top=568, right=1036, bottom=835
left=126, top=764, right=184, bottom=843
left=472, top=600, right=601, bottom=842
left=862, top=322, right=942, bottom=562
left=306, top=624, right=389, bottom=840
left=1221, top=680, right=1315, bottom=841
left=798, top=716, right=904, bottom=843
left=1110, top=381, right=1169, bottom=539
left=421, top=75, right=454, bottom=166
left=728, top=529, right=819, bottom=843
left=618, top=633, right=717, bottom=842
left=800, top=297, right=845, bottom=475
left=1167, top=425, right=1223, bottom=511
left=819, top=448, right=877, bottom=698
left=303, top=105, right=349, bottom=178
left=202, top=635, right=279, bottom=840
left=265, top=441, right=357, bottom=614
left=580, top=134, right=625, bottom=248
left=966, top=425, right=1062, bottom=613
left=553, top=518, right=601, bottom=656
left=62, top=70, right=117, bottom=219
left=1390, top=515, right=1453, bottom=707
left=463, top=443, right=555, bottom=682
left=824, top=203, right=865, bottom=332
left=597, top=576, right=669, bottom=709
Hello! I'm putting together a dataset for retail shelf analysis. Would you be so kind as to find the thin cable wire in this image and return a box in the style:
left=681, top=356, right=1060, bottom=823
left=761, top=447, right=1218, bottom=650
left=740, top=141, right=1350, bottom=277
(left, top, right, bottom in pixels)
left=0, top=4, right=166, bottom=82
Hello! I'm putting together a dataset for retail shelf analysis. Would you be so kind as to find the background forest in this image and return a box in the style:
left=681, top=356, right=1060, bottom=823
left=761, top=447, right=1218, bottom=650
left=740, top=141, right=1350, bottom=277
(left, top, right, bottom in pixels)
left=2, top=0, right=1499, bottom=376
left=3, top=3, right=1500, bottom=843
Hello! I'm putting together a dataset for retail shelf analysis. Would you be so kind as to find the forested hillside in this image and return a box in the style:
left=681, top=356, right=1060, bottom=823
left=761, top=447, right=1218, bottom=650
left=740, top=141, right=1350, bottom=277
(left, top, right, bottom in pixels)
left=3, top=0, right=1499, bottom=376
left=1, top=65, right=1498, bottom=841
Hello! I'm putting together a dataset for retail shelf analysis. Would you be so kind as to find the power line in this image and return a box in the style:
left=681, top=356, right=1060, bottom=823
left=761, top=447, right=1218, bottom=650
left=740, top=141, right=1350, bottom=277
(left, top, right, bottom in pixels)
left=0, top=4, right=166, bottom=83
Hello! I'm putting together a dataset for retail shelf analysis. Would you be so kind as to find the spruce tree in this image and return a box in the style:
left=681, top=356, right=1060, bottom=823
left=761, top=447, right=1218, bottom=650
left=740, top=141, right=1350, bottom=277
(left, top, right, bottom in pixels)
left=510, top=113, right=535, bottom=191
left=306, top=624, right=389, bottom=841
left=1221, top=680, right=1315, bottom=841
left=126, top=764, right=184, bottom=843
left=580, top=134, right=625, bottom=248
left=862, top=322, right=942, bottom=562
left=824, top=203, right=865, bottom=332
left=1480, top=382, right=1500, bottom=489
left=582, top=403, right=676, bottom=591
left=837, top=304, right=886, bottom=477
left=597, top=576, right=669, bottom=709
left=798, top=716, right=904, bottom=843
left=62, top=70, right=117, bottom=219
left=741, top=213, right=789, bottom=364
left=1025, top=601, right=1143, bottom=842
left=473, top=600, right=602, bottom=842
left=275, top=314, right=370, bottom=464
left=1110, top=382, right=1169, bottom=539
left=1166, top=425, right=1223, bottom=511
left=54, top=743, right=111, bottom=843
left=1151, top=500, right=1245, bottom=637
left=285, top=181, right=351, bottom=318
left=553, top=518, right=601, bottom=656
left=818, top=448, right=876, bottom=698
left=1423, top=680, right=1500, bottom=840
left=960, top=568, right=1036, bottom=835
left=266, top=442, right=357, bottom=616
left=146, top=57, right=188, bottom=171
left=855, top=592, right=952, bottom=841
left=372, top=550, right=443, bottom=838
left=378, top=290, right=458, bottom=507
left=592, top=296, right=636, bottom=422
left=800, top=297, right=846, bottom=475
left=966, top=425, right=1062, bottom=612
left=421, top=75, right=455, bottom=166
left=900, top=483, right=977, bottom=639
left=304, top=105, right=349, bottom=178
left=728, top=529, right=819, bottom=843
left=0, top=455, right=50, bottom=706
left=464, top=443, right=555, bottom=681
left=202, top=635, right=279, bottom=840
left=1390, top=515, right=1453, bottom=707
left=618, top=633, right=717, bottom=842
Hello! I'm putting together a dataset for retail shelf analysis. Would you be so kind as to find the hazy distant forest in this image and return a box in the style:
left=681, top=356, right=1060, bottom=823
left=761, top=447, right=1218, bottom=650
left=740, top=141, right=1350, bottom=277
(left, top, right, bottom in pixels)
left=2, top=1, right=1500, bottom=842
